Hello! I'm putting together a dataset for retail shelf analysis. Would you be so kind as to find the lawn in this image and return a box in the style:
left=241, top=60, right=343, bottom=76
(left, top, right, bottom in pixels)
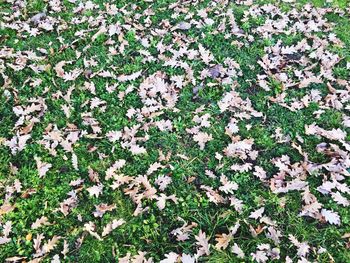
left=0, top=0, right=350, bottom=262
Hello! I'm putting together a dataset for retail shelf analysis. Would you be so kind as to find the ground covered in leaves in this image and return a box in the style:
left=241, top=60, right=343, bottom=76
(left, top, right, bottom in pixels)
left=1, top=0, right=350, bottom=262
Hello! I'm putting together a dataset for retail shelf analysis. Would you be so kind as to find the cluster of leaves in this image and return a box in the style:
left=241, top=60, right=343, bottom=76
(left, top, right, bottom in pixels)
left=0, top=0, right=350, bottom=262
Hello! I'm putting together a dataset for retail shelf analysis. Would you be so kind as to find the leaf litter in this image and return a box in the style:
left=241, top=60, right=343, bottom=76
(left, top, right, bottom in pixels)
left=0, top=0, right=350, bottom=262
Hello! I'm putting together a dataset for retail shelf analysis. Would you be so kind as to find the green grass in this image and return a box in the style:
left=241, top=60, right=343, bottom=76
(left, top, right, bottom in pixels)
left=0, top=0, right=350, bottom=262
